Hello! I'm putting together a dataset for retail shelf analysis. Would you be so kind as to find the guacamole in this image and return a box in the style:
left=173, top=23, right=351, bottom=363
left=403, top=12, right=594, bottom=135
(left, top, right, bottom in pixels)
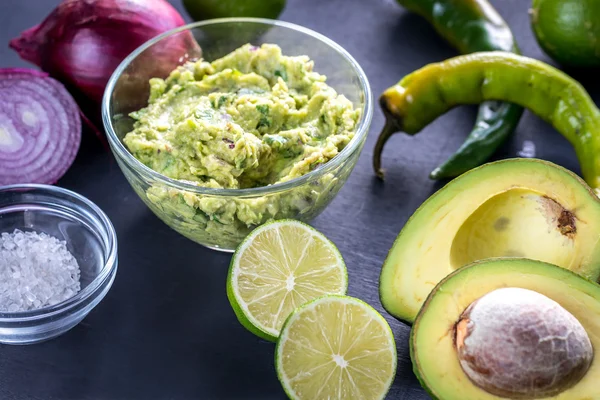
left=123, top=44, right=360, bottom=249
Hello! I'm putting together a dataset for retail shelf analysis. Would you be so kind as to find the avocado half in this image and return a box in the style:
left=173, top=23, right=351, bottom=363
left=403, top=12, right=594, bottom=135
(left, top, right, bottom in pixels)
left=412, top=258, right=600, bottom=400
left=380, top=158, right=600, bottom=323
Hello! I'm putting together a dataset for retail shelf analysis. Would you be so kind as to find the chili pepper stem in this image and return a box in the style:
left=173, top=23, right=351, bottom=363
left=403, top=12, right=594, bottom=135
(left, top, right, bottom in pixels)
left=373, top=119, right=400, bottom=180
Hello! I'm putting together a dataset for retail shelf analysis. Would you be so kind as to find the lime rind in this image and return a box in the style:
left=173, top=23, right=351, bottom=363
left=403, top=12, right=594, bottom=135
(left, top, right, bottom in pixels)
left=227, top=219, right=348, bottom=342
left=275, top=295, right=397, bottom=400
left=226, top=266, right=277, bottom=341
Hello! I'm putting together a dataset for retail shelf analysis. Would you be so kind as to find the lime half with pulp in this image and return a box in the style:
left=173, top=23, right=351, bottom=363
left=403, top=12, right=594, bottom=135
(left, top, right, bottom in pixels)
left=227, top=220, right=347, bottom=342
left=275, top=295, right=397, bottom=400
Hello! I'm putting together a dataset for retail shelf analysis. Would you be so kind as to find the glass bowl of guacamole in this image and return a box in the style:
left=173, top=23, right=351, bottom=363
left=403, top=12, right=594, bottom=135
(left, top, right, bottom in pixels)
left=102, top=19, right=372, bottom=252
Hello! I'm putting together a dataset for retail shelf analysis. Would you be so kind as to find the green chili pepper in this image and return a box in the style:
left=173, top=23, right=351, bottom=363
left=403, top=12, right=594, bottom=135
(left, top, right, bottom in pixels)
left=373, top=52, right=600, bottom=193
left=392, top=0, right=524, bottom=179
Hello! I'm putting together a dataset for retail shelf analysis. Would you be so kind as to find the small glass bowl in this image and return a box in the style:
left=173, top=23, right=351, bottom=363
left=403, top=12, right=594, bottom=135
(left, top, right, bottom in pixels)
left=0, top=184, right=117, bottom=345
left=102, top=18, right=372, bottom=252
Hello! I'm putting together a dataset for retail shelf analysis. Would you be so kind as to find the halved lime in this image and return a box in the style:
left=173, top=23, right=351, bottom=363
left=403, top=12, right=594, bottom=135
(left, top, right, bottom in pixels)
left=227, top=220, right=347, bottom=342
left=275, top=295, right=397, bottom=400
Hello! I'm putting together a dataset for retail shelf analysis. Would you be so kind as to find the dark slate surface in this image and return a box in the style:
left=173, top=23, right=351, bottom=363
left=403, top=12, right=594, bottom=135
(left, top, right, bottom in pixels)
left=0, top=0, right=591, bottom=399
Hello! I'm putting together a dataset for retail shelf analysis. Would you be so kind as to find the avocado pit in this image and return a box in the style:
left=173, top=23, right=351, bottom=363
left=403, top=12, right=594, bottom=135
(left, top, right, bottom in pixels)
left=454, top=287, right=593, bottom=399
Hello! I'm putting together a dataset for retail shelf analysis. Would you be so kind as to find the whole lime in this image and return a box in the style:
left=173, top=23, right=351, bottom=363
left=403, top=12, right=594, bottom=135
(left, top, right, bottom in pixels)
left=531, top=0, right=600, bottom=67
left=183, top=0, right=286, bottom=21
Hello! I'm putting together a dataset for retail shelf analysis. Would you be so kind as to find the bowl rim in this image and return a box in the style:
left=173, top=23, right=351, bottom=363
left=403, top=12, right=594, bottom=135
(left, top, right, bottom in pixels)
left=102, top=17, right=373, bottom=197
left=0, top=183, right=118, bottom=321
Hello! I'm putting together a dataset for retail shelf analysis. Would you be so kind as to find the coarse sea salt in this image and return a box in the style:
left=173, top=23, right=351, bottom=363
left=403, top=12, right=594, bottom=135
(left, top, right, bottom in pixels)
left=0, top=229, right=81, bottom=312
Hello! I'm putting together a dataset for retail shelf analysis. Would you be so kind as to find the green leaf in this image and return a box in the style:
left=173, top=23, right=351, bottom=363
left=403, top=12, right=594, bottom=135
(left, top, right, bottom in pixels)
left=274, top=69, right=288, bottom=81
left=282, top=148, right=298, bottom=159
left=217, top=95, right=228, bottom=108
left=256, top=104, right=271, bottom=129
left=256, top=104, right=270, bottom=115
left=257, top=117, right=271, bottom=129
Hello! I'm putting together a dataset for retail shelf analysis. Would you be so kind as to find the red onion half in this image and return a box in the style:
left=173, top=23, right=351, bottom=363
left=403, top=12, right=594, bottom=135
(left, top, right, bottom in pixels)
left=9, top=0, right=191, bottom=104
left=0, top=69, right=81, bottom=185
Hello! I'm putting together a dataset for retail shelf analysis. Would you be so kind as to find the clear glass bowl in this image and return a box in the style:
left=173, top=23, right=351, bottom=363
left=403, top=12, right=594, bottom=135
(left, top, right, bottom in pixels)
left=102, top=18, right=372, bottom=252
left=0, top=184, right=117, bottom=344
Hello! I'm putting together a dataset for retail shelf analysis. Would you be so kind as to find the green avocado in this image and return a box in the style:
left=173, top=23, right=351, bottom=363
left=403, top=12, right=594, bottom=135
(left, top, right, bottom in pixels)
left=411, top=258, right=600, bottom=400
left=379, top=158, right=600, bottom=323
left=531, top=0, right=600, bottom=67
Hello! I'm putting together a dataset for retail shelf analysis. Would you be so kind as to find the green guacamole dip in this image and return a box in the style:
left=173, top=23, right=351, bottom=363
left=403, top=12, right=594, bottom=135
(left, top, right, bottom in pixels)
left=123, top=44, right=360, bottom=249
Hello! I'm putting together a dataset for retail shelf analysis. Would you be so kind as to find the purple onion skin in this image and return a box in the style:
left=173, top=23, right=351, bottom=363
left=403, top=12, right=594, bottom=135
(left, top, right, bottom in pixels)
left=9, top=0, right=194, bottom=104
left=0, top=69, right=81, bottom=185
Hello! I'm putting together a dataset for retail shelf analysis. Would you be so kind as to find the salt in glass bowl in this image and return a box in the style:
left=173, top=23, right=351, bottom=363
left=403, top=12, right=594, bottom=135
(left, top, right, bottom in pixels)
left=0, top=184, right=117, bottom=344
left=102, top=18, right=372, bottom=252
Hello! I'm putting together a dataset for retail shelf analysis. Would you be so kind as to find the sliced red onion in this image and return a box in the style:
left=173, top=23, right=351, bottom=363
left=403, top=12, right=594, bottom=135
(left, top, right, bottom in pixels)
left=0, top=69, right=81, bottom=185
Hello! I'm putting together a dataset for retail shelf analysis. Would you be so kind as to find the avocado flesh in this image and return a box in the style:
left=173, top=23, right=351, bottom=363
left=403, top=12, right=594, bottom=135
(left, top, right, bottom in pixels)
left=379, top=159, right=600, bottom=323
left=411, top=258, right=600, bottom=400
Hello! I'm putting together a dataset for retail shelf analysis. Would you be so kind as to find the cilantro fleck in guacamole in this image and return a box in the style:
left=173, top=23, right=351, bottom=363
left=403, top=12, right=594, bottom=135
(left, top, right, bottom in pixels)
left=123, top=43, right=360, bottom=249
